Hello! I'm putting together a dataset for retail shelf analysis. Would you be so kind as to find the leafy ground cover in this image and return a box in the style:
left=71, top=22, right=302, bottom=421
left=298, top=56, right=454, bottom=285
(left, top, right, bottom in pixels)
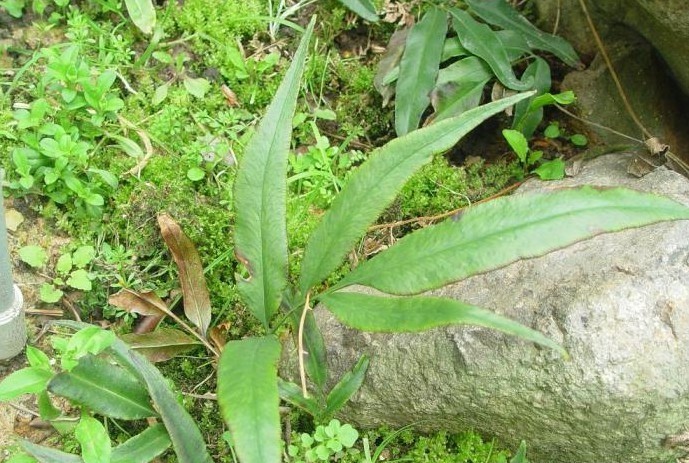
left=2, top=1, right=678, bottom=462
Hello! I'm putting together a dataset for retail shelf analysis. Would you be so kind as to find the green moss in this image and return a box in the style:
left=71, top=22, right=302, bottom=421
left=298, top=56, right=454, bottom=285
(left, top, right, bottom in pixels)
left=396, top=156, right=517, bottom=220
left=173, top=0, right=265, bottom=40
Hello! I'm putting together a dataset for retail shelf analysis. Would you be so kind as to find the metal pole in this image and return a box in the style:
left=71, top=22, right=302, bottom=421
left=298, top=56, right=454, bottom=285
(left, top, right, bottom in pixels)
left=0, top=170, right=26, bottom=360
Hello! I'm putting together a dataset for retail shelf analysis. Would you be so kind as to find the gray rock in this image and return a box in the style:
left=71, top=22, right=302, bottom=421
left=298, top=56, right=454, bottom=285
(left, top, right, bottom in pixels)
left=534, top=0, right=689, bottom=163
left=535, top=0, right=689, bottom=96
left=309, top=154, right=689, bottom=463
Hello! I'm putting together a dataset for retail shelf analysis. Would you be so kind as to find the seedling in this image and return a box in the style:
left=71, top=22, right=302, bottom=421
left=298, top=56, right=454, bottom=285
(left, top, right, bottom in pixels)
left=17, top=244, right=96, bottom=303
left=503, top=129, right=565, bottom=180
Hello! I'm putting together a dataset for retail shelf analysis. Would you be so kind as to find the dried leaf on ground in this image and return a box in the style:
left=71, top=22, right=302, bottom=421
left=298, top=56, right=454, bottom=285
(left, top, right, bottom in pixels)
left=157, top=214, right=212, bottom=336
left=120, top=328, right=201, bottom=363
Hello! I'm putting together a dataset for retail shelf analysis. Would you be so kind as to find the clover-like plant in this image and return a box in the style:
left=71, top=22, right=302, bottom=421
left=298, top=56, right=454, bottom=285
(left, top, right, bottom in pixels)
left=216, top=17, right=689, bottom=463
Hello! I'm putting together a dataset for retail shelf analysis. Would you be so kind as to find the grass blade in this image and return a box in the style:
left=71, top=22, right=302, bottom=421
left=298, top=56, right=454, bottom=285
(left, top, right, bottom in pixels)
left=233, top=18, right=315, bottom=328
left=299, top=91, right=535, bottom=294
left=218, top=336, right=282, bottom=463
left=465, top=0, right=581, bottom=67
left=335, top=186, right=689, bottom=295
left=319, top=292, right=565, bottom=355
left=394, top=7, right=448, bottom=135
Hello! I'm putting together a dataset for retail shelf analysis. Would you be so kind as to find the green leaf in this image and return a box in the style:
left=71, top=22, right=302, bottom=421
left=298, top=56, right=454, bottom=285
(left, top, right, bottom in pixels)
left=88, top=168, right=119, bottom=189
left=502, top=129, right=529, bottom=163
left=544, top=124, right=560, bottom=139
left=183, top=77, right=210, bottom=98
left=20, top=441, right=81, bottom=463
left=0, top=367, right=52, bottom=400
left=533, top=158, right=565, bottom=180
left=496, top=29, right=531, bottom=61
left=394, top=8, right=447, bottom=136
left=337, top=0, right=378, bottom=22
left=299, top=91, right=535, bottom=294
left=76, top=415, right=111, bottom=463
left=512, top=57, right=552, bottom=138
left=528, top=90, right=576, bottom=112
left=218, top=336, right=281, bottom=463
left=570, top=134, right=588, bottom=146
left=37, top=390, right=60, bottom=421
left=48, top=354, right=156, bottom=420
left=324, top=355, right=369, bottom=419
left=66, top=269, right=92, bottom=291
left=320, top=292, right=565, bottom=355
left=124, top=0, right=156, bottom=34
left=18, top=245, right=47, bottom=268
left=278, top=378, right=322, bottom=418
left=55, top=253, right=73, bottom=274
left=109, top=338, right=213, bottom=463
left=335, top=187, right=689, bottom=295
left=111, top=424, right=171, bottom=463
left=450, top=8, right=533, bottom=91
left=72, top=246, right=95, bottom=268
left=39, top=284, right=63, bottom=303
left=510, top=440, right=529, bottom=463
left=5, top=452, right=37, bottom=463
left=431, top=57, right=492, bottom=122
left=26, top=346, right=51, bottom=370
left=111, top=134, right=145, bottom=158
left=233, top=19, right=314, bottom=328
left=152, top=84, right=169, bottom=105
left=187, top=167, right=205, bottom=181
left=465, top=0, right=580, bottom=67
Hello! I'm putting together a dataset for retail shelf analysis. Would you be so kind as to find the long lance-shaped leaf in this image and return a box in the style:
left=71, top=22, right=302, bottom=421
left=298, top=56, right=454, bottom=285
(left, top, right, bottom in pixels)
left=234, top=18, right=315, bottom=328
left=111, top=424, right=171, bottom=463
left=278, top=378, right=323, bottom=418
left=512, top=57, right=551, bottom=138
left=298, top=91, right=535, bottom=294
left=158, top=213, right=211, bottom=336
left=324, top=355, right=369, bottom=419
left=218, top=336, right=281, bottom=463
left=21, top=441, right=82, bottom=463
left=109, top=339, right=213, bottom=463
left=431, top=56, right=492, bottom=122
left=465, top=0, right=581, bottom=68
left=338, top=0, right=379, bottom=22
left=48, top=354, right=156, bottom=420
left=450, top=8, right=532, bottom=91
left=394, top=8, right=448, bottom=136
left=319, top=292, right=566, bottom=356
left=334, top=186, right=689, bottom=295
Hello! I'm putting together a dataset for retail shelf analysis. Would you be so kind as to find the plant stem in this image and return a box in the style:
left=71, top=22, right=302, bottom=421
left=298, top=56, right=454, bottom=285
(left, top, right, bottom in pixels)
left=298, top=291, right=311, bottom=398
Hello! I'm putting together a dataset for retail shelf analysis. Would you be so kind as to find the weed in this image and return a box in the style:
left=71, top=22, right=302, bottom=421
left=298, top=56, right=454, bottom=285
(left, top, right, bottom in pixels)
left=6, top=44, right=130, bottom=219
left=503, top=128, right=565, bottom=180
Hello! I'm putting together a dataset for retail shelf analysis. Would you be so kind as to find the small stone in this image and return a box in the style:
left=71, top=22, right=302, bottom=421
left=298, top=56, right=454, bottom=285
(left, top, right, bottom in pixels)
left=4, top=209, right=24, bottom=232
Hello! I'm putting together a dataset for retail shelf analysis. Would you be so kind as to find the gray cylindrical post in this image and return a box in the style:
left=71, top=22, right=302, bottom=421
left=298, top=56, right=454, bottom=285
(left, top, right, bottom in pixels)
left=0, top=170, right=26, bottom=360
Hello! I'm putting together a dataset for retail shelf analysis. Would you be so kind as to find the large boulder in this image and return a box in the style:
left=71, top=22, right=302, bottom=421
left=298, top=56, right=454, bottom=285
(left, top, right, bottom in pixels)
left=534, top=0, right=689, bottom=163
left=535, top=0, right=689, bottom=96
left=309, top=154, right=689, bottom=463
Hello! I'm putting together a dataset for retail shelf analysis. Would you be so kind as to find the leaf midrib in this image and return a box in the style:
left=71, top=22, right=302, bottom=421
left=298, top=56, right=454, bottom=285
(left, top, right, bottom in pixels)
left=345, top=202, right=687, bottom=291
